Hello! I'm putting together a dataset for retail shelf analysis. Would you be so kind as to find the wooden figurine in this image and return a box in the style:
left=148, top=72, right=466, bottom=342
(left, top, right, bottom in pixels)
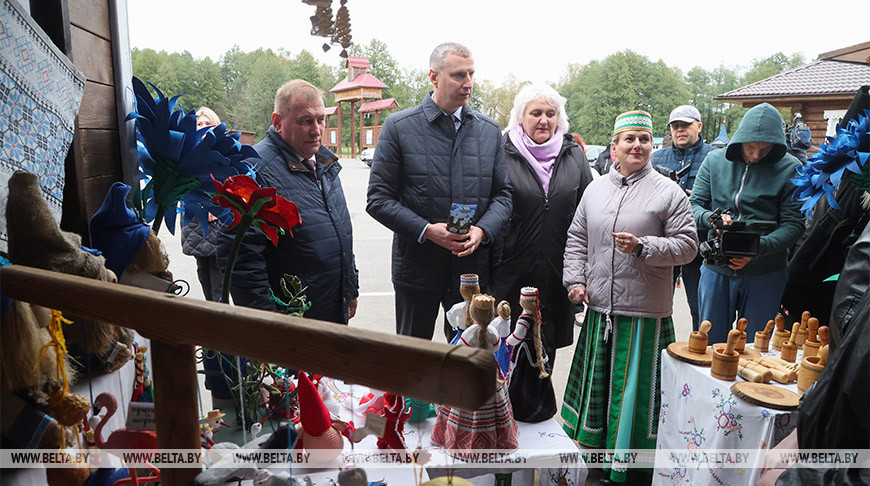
left=734, top=318, right=749, bottom=353
left=711, top=329, right=741, bottom=381
left=798, top=345, right=829, bottom=393
left=431, top=294, right=518, bottom=452
left=771, top=314, right=790, bottom=351
left=754, top=320, right=775, bottom=353
left=781, top=323, right=800, bottom=363
left=803, top=317, right=821, bottom=358
left=688, top=321, right=712, bottom=354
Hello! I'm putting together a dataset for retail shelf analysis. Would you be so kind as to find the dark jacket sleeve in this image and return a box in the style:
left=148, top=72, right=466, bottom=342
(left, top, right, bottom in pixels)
left=366, top=117, right=431, bottom=242
left=216, top=225, right=277, bottom=311
left=475, top=136, right=512, bottom=243
left=690, top=155, right=715, bottom=232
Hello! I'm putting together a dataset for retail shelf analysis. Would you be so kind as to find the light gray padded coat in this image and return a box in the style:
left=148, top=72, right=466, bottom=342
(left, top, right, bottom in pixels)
left=563, top=162, right=698, bottom=318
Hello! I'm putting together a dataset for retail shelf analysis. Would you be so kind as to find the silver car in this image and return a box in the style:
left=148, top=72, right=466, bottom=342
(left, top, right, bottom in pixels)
left=360, top=147, right=375, bottom=166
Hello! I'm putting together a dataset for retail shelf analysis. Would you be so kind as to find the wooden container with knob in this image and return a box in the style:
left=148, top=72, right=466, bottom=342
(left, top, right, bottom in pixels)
left=771, top=315, right=790, bottom=351
left=734, top=318, right=748, bottom=353
left=795, top=311, right=810, bottom=347
left=712, top=329, right=741, bottom=381
left=753, top=320, right=775, bottom=353
left=688, top=321, right=712, bottom=354
left=803, top=317, right=821, bottom=358
left=798, top=345, right=828, bottom=393
left=780, top=322, right=800, bottom=363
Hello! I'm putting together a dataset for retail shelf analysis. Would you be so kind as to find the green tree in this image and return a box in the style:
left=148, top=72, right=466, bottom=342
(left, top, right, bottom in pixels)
left=558, top=50, right=690, bottom=145
left=474, top=74, right=524, bottom=129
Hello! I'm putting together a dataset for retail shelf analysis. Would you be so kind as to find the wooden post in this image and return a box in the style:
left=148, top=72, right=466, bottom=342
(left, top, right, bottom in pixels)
left=151, top=341, right=199, bottom=485
left=0, top=265, right=496, bottom=410
left=350, top=100, right=356, bottom=159
left=336, top=100, right=343, bottom=157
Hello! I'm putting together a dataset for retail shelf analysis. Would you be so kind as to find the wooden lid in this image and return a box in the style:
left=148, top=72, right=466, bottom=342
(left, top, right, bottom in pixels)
left=667, top=341, right=713, bottom=366
left=731, top=382, right=800, bottom=410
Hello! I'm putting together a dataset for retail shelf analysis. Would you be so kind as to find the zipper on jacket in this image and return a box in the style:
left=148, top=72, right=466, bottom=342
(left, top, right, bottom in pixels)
left=734, top=164, right=749, bottom=221
left=607, top=176, right=630, bottom=338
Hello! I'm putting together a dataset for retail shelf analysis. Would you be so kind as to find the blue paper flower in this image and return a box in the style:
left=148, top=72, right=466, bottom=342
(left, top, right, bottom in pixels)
left=126, top=77, right=258, bottom=235
left=792, top=109, right=870, bottom=219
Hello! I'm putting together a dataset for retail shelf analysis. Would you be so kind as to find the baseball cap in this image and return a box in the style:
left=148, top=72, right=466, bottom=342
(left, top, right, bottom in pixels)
left=668, top=105, right=701, bottom=124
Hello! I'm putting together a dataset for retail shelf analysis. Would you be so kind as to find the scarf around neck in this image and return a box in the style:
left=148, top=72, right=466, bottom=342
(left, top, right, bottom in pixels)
left=508, top=124, right=564, bottom=195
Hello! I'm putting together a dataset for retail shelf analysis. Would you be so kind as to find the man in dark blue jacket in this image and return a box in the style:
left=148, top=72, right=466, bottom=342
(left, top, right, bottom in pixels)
left=652, top=105, right=718, bottom=330
left=220, top=79, right=359, bottom=324
left=367, top=42, right=512, bottom=340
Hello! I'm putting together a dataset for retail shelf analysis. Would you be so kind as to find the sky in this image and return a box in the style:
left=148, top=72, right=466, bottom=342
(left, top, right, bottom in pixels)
left=127, top=0, right=868, bottom=86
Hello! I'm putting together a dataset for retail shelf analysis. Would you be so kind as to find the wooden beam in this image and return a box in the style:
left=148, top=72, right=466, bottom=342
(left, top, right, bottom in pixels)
left=0, top=265, right=497, bottom=411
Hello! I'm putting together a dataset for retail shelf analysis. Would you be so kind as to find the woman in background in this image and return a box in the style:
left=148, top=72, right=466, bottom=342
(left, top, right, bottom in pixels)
left=490, top=84, right=595, bottom=366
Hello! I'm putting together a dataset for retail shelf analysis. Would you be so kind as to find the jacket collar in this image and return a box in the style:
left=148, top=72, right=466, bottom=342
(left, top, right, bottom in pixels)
left=266, top=126, right=339, bottom=172
left=607, top=161, right=652, bottom=187
left=670, top=135, right=706, bottom=156
left=422, top=91, right=477, bottom=125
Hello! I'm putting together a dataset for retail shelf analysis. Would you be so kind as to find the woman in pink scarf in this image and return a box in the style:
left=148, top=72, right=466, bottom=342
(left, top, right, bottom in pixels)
left=490, top=84, right=595, bottom=367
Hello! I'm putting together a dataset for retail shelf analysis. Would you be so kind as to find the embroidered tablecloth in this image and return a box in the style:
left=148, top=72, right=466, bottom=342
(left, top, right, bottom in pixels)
left=653, top=347, right=800, bottom=485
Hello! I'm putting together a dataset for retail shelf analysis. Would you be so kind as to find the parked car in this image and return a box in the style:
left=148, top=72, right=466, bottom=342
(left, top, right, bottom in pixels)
left=360, top=147, right=375, bottom=166
left=584, top=145, right=606, bottom=167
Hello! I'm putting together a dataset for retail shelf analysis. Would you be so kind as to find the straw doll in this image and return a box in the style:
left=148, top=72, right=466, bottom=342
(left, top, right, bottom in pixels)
left=445, top=273, right=479, bottom=344
left=431, top=294, right=518, bottom=452
left=506, top=287, right=556, bottom=422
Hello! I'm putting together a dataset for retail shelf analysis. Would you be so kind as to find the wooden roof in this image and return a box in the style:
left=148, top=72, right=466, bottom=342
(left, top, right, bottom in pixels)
left=324, top=106, right=338, bottom=116
left=716, top=60, right=870, bottom=103
left=358, top=98, right=398, bottom=113
left=330, top=72, right=388, bottom=92
left=818, top=41, right=870, bottom=65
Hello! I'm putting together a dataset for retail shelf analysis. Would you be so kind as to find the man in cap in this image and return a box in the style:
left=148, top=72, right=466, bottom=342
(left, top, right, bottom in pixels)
left=652, top=105, right=718, bottom=330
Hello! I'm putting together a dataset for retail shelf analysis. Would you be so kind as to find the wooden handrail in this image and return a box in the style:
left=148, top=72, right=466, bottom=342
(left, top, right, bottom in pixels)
left=0, top=265, right=496, bottom=410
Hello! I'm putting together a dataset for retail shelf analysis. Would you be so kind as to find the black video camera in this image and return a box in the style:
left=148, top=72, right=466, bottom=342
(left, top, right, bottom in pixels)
left=698, top=208, right=777, bottom=266
left=655, top=164, right=691, bottom=183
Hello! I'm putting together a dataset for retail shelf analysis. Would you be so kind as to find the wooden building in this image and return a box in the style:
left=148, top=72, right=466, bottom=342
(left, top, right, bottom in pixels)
left=26, top=0, right=136, bottom=240
left=716, top=42, right=870, bottom=146
left=358, top=98, right=397, bottom=149
left=327, top=56, right=389, bottom=158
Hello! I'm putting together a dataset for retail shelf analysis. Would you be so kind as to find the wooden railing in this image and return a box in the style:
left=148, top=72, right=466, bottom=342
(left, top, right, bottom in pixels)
left=0, top=265, right=497, bottom=485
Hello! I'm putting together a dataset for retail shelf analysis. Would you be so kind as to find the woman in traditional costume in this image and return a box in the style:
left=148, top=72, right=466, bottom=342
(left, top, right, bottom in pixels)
left=561, top=111, right=698, bottom=485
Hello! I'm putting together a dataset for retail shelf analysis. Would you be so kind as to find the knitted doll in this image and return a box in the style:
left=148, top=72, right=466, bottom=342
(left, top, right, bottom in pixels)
left=294, top=372, right=348, bottom=463
left=507, top=287, right=556, bottom=422
left=431, top=294, right=518, bottom=452
left=376, top=392, right=411, bottom=454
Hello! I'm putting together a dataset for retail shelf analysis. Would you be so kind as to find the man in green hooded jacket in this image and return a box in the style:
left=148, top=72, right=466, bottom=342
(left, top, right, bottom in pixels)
left=690, top=103, right=805, bottom=344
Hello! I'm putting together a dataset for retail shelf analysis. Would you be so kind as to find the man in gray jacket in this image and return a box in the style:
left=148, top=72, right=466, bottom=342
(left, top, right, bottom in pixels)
left=366, top=42, right=512, bottom=340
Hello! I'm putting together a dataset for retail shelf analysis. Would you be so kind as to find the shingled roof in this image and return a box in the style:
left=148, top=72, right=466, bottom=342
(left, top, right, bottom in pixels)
left=717, top=60, right=870, bottom=101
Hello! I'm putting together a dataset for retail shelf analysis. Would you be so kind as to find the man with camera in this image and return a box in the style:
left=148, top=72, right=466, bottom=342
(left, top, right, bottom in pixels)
left=652, top=105, right=718, bottom=330
left=690, top=103, right=805, bottom=344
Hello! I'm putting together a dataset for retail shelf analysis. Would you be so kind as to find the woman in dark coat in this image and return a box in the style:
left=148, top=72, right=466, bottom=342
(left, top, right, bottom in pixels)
left=490, top=84, right=595, bottom=363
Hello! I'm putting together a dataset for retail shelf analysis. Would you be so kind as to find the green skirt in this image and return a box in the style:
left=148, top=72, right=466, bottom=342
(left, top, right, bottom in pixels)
left=561, top=309, right=674, bottom=481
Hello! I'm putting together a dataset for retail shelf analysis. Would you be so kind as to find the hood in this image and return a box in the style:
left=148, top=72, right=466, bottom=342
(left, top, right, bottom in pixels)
left=725, top=103, right=787, bottom=164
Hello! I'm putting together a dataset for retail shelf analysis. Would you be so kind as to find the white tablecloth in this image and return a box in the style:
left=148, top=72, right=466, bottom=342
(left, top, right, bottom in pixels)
left=653, top=346, right=800, bottom=485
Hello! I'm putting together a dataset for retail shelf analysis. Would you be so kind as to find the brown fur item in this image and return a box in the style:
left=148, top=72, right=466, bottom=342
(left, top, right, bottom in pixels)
left=5, top=171, right=122, bottom=358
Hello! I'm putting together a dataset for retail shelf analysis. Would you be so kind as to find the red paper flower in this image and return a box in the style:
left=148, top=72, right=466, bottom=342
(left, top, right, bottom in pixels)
left=211, top=174, right=300, bottom=246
